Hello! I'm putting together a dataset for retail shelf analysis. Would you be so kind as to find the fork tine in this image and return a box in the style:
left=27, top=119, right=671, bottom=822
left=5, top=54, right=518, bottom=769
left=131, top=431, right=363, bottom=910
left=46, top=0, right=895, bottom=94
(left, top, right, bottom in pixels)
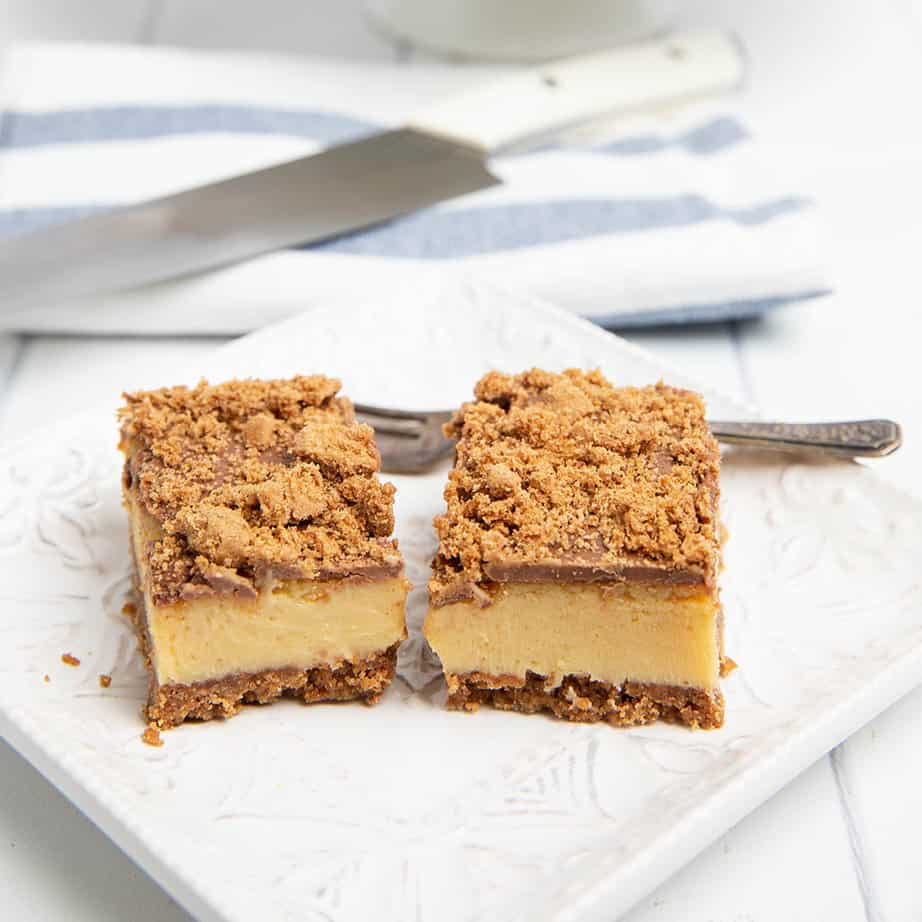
left=354, top=412, right=423, bottom=438
left=352, top=402, right=456, bottom=473
left=353, top=403, right=429, bottom=422
left=373, top=431, right=420, bottom=454
left=374, top=434, right=454, bottom=473
left=353, top=403, right=455, bottom=425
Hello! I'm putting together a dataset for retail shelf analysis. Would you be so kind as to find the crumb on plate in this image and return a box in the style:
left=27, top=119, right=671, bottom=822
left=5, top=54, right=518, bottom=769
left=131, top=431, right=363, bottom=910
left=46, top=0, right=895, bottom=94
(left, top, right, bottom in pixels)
left=141, top=727, right=163, bottom=747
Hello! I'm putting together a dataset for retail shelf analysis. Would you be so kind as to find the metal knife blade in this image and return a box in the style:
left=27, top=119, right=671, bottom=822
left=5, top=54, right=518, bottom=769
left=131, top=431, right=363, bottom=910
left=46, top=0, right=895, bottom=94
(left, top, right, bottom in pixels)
left=0, top=129, right=498, bottom=310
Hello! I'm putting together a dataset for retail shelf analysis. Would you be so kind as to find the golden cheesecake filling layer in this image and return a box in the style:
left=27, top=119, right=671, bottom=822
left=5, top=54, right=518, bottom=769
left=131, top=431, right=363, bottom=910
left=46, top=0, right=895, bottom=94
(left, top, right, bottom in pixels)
left=424, top=581, right=721, bottom=690
left=127, top=487, right=407, bottom=687
left=147, top=577, right=408, bottom=686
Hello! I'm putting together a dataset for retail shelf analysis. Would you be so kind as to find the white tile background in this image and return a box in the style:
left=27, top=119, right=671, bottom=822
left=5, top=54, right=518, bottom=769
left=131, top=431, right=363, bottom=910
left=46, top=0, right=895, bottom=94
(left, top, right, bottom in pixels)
left=1, top=1, right=921, bottom=920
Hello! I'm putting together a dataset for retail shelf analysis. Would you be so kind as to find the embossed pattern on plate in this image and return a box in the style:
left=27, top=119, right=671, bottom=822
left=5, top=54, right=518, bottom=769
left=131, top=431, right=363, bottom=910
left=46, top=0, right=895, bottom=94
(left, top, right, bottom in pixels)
left=1, top=279, right=921, bottom=922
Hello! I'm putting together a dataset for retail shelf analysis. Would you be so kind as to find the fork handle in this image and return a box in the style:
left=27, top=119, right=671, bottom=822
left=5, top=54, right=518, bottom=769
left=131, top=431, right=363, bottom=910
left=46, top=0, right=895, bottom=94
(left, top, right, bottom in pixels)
left=709, top=419, right=902, bottom=458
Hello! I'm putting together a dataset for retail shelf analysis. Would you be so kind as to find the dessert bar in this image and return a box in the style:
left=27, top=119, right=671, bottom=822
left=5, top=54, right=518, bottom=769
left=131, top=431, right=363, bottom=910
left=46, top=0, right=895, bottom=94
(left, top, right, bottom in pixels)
left=119, top=376, right=408, bottom=729
left=424, top=369, right=728, bottom=729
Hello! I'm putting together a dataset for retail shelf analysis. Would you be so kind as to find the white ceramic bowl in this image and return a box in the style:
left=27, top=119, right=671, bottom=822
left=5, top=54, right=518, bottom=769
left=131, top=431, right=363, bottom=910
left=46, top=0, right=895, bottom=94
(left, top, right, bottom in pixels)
left=365, top=0, right=675, bottom=62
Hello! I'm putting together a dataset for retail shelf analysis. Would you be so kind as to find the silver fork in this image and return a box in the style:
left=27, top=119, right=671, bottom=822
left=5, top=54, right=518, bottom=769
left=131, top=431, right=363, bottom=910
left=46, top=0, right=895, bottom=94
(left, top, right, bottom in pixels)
left=353, top=404, right=903, bottom=474
left=354, top=405, right=456, bottom=473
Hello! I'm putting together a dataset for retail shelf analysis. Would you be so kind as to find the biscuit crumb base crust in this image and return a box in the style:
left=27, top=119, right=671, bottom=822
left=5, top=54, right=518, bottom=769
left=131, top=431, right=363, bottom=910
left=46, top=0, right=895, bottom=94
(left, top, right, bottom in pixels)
left=147, top=648, right=398, bottom=731
left=446, top=670, right=725, bottom=729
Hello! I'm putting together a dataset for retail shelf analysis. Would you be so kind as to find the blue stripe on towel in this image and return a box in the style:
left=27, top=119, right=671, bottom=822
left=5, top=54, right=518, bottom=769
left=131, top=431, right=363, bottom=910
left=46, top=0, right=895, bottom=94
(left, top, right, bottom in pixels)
left=0, top=105, right=750, bottom=157
left=596, top=116, right=749, bottom=156
left=301, top=196, right=808, bottom=258
left=0, top=105, right=379, bottom=148
left=0, top=195, right=808, bottom=258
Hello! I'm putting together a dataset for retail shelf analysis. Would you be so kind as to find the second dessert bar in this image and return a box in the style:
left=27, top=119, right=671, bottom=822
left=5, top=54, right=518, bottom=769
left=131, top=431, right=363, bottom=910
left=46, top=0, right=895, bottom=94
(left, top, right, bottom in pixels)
left=424, top=368, right=728, bottom=729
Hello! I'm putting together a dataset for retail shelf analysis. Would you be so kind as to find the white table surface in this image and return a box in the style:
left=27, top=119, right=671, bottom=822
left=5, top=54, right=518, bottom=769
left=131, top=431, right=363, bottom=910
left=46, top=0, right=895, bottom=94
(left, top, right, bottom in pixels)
left=1, top=1, right=922, bottom=920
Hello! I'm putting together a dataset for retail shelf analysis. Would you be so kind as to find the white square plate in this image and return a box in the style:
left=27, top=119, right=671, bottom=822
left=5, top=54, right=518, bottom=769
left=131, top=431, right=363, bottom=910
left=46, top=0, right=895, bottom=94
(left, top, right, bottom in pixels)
left=1, top=279, right=921, bottom=922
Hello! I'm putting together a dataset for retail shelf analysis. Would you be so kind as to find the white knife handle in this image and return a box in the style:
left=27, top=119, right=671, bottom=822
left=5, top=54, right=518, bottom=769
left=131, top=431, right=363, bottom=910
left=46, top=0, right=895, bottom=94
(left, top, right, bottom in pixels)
left=409, top=30, right=744, bottom=153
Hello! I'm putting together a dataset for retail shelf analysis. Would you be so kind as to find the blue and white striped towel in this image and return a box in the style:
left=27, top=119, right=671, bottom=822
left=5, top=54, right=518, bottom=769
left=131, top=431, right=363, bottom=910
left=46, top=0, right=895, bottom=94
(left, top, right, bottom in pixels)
left=0, top=42, right=826, bottom=334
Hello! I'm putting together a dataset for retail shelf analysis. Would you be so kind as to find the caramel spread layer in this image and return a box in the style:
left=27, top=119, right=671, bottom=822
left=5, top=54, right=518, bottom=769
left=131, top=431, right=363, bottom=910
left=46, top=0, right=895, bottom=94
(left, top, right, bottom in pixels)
left=119, top=375, right=402, bottom=604
left=424, top=581, right=721, bottom=691
left=429, top=369, right=721, bottom=606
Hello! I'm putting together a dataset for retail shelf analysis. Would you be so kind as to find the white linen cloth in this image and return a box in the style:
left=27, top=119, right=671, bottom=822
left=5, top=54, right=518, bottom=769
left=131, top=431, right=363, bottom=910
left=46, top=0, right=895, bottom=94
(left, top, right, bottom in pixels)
left=0, top=42, right=826, bottom=333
